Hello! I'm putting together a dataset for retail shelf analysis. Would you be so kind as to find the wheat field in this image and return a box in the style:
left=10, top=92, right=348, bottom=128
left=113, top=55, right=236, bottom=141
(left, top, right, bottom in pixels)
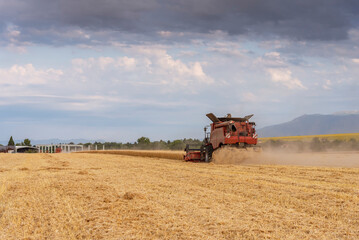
left=260, top=132, right=359, bottom=142
left=0, top=152, right=358, bottom=239
left=80, top=150, right=185, bottom=160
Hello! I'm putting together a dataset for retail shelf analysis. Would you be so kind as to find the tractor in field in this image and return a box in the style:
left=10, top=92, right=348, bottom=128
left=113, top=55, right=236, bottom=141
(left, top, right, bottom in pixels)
left=184, top=113, right=259, bottom=162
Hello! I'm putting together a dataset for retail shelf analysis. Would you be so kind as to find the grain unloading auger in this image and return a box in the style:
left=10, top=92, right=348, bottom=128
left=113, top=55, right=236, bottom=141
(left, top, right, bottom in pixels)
left=184, top=113, right=260, bottom=162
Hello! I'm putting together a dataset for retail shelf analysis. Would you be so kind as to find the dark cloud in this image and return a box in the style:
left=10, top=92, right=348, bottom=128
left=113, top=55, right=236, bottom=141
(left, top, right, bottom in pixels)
left=1, top=0, right=359, bottom=45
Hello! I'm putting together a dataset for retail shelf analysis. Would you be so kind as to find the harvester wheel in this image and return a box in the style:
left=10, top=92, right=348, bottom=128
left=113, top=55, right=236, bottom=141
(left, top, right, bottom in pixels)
left=205, top=145, right=213, bottom=163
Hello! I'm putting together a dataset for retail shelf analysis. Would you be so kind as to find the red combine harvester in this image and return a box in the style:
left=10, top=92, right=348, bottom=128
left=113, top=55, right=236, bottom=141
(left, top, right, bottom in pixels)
left=184, top=113, right=259, bottom=162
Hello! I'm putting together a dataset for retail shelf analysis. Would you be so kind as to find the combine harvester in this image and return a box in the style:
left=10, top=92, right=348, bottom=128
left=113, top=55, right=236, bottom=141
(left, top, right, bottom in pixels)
left=184, top=113, right=259, bottom=162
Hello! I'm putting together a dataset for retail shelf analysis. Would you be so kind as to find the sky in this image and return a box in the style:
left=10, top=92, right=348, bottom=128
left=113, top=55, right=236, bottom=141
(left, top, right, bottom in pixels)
left=1, top=0, right=359, bottom=142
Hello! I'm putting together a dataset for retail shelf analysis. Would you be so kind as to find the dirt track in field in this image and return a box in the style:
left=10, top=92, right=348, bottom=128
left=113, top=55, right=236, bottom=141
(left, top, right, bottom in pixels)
left=0, top=153, right=358, bottom=239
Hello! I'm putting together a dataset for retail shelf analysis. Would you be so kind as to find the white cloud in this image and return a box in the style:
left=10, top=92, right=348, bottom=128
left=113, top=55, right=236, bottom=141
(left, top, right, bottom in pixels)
left=259, top=39, right=291, bottom=50
left=0, top=64, right=63, bottom=86
left=242, top=92, right=257, bottom=102
left=255, top=51, right=307, bottom=90
left=71, top=56, right=136, bottom=72
left=98, top=57, right=115, bottom=70
left=115, top=56, right=137, bottom=70
left=352, top=58, right=359, bottom=64
left=135, top=47, right=213, bottom=87
left=71, top=50, right=213, bottom=90
left=29, top=27, right=92, bottom=41
left=157, top=31, right=185, bottom=38
left=6, top=27, right=20, bottom=38
left=4, top=24, right=30, bottom=53
left=256, top=52, right=286, bottom=67
left=178, top=51, right=197, bottom=57
left=267, top=68, right=306, bottom=90
left=154, top=52, right=212, bottom=86
left=323, top=79, right=332, bottom=90
left=207, top=41, right=244, bottom=57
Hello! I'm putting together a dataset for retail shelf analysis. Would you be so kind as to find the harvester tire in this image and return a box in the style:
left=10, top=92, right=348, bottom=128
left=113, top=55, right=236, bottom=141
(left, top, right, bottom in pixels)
left=205, top=145, right=213, bottom=163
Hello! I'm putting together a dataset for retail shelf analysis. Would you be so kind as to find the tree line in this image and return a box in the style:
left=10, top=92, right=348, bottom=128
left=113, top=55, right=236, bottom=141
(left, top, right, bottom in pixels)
left=1, top=136, right=202, bottom=150
left=81, top=137, right=203, bottom=151
left=0, top=136, right=32, bottom=147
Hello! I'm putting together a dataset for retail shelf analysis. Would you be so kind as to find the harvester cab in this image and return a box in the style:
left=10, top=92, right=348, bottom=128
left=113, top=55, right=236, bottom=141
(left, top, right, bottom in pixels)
left=184, top=113, right=259, bottom=162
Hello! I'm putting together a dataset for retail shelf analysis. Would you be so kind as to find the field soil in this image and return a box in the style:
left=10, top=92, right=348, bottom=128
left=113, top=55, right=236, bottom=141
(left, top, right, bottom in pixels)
left=0, top=152, right=358, bottom=239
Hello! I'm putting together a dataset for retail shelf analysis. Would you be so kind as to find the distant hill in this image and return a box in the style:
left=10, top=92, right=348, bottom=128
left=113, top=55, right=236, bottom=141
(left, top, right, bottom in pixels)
left=258, top=113, right=359, bottom=137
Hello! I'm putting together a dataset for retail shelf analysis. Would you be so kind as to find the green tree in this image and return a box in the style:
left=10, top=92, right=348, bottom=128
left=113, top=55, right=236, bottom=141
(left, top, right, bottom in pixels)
left=23, top=138, right=31, bottom=146
left=124, top=142, right=133, bottom=149
left=8, top=136, right=15, bottom=146
left=169, top=140, right=184, bottom=150
left=137, top=137, right=150, bottom=145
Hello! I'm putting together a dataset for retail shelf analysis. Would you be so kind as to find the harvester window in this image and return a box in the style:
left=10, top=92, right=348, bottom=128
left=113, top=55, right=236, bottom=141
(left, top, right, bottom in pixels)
left=231, top=124, right=237, bottom=132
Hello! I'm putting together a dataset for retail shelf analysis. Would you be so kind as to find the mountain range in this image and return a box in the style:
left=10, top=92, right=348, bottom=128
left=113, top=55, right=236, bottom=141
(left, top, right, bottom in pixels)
left=258, top=113, right=359, bottom=137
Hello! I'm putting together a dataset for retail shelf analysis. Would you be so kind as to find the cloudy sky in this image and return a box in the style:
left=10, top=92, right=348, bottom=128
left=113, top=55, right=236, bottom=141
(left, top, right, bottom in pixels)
left=1, top=0, right=359, bottom=142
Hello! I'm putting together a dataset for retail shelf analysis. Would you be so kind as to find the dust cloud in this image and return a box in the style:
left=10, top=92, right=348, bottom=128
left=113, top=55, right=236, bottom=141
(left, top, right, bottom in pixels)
left=212, top=148, right=258, bottom=165
left=212, top=147, right=359, bottom=168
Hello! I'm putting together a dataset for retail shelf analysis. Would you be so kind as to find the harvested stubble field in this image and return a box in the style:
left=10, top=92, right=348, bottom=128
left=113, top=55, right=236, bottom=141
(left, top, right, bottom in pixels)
left=80, top=150, right=185, bottom=160
left=0, top=152, right=359, bottom=239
